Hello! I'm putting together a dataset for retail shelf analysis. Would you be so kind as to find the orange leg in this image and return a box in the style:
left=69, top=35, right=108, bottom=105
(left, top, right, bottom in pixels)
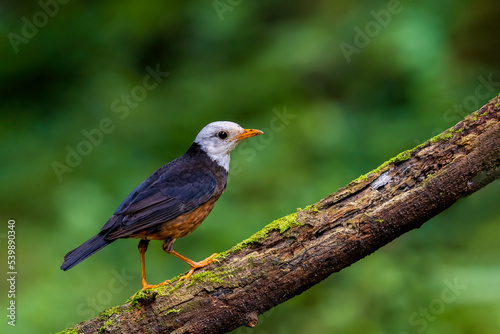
left=162, top=238, right=218, bottom=281
left=169, top=250, right=219, bottom=280
left=138, top=239, right=219, bottom=290
left=138, top=239, right=171, bottom=290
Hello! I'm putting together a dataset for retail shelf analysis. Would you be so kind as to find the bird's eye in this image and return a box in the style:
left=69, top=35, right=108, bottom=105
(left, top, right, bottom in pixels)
left=217, top=131, right=228, bottom=139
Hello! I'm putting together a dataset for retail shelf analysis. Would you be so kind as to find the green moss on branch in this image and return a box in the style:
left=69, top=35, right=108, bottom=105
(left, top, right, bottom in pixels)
left=216, top=213, right=302, bottom=259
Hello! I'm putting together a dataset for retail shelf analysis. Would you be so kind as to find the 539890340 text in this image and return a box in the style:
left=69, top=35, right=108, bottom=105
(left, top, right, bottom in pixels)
left=7, top=219, right=16, bottom=327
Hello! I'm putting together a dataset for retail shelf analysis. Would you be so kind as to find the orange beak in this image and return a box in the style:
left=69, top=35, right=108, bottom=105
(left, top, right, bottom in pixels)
left=233, top=128, right=264, bottom=141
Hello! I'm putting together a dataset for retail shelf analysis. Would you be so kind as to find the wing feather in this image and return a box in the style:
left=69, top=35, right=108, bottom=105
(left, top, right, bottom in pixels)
left=102, top=160, right=218, bottom=239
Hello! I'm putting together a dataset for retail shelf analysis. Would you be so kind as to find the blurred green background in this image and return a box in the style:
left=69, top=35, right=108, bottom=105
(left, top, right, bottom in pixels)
left=1, top=0, right=500, bottom=333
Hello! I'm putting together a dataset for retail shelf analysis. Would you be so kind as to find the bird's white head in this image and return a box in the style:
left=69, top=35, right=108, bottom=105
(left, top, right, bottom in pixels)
left=194, top=121, right=263, bottom=171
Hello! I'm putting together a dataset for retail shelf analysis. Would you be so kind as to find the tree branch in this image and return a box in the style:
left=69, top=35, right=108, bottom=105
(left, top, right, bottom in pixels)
left=61, top=95, right=500, bottom=334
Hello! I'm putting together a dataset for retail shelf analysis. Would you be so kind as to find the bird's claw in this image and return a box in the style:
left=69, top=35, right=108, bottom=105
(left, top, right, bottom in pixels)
left=179, top=253, right=220, bottom=281
left=202, top=253, right=220, bottom=265
left=132, top=281, right=169, bottom=299
left=140, top=279, right=170, bottom=291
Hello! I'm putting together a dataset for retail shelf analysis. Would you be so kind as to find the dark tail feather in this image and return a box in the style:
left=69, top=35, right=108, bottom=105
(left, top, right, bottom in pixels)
left=60, top=232, right=113, bottom=271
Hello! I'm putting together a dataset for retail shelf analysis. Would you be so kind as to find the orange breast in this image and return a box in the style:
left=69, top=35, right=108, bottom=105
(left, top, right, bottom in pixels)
left=129, top=197, right=219, bottom=241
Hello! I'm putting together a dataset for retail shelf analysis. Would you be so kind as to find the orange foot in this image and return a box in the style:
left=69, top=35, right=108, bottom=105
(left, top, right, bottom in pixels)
left=141, top=279, right=170, bottom=290
left=179, top=253, right=219, bottom=281
left=133, top=280, right=171, bottom=299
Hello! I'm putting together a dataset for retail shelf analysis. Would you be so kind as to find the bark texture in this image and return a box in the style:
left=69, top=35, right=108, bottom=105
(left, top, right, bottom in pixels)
left=62, top=95, right=500, bottom=334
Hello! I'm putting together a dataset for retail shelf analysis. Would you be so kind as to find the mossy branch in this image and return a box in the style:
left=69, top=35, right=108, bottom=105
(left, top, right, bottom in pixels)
left=60, top=94, right=500, bottom=334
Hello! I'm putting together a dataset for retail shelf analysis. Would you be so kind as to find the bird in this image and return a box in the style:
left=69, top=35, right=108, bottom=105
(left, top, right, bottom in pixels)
left=60, top=121, right=263, bottom=290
